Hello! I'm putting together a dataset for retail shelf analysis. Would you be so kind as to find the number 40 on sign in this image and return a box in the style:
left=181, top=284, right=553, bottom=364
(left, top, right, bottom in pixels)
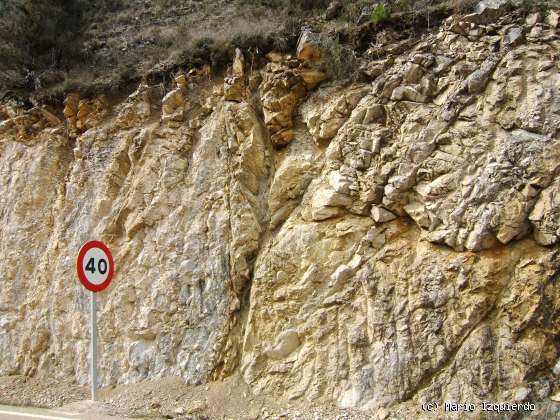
left=77, top=240, right=114, bottom=292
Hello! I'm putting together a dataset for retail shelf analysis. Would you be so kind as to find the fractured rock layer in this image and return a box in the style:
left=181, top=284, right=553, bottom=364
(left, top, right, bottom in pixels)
left=1, top=5, right=560, bottom=416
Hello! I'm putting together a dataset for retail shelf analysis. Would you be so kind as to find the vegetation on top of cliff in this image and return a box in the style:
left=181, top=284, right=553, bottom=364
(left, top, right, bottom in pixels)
left=0, top=0, right=552, bottom=106
left=2, top=0, right=315, bottom=105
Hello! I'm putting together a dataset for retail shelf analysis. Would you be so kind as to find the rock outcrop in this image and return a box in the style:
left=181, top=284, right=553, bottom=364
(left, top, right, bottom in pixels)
left=1, top=4, right=560, bottom=418
left=260, top=53, right=326, bottom=147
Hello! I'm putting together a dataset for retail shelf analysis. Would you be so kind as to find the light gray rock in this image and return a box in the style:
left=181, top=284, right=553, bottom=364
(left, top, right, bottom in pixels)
left=526, top=12, right=541, bottom=26
left=266, top=330, right=300, bottom=360
left=402, top=62, right=423, bottom=84
left=328, top=171, right=353, bottom=194
left=547, top=10, right=559, bottom=28
left=514, top=387, right=531, bottom=402
left=529, top=178, right=560, bottom=246
left=464, top=0, right=510, bottom=24
left=475, top=0, right=510, bottom=15
left=312, top=187, right=353, bottom=208
left=466, top=55, right=498, bottom=93
left=503, top=26, right=524, bottom=47
left=391, top=85, right=428, bottom=103
left=371, top=206, right=397, bottom=223
left=553, top=359, right=560, bottom=376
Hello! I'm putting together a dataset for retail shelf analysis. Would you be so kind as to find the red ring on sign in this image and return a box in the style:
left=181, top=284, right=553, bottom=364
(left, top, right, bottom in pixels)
left=76, top=240, right=115, bottom=292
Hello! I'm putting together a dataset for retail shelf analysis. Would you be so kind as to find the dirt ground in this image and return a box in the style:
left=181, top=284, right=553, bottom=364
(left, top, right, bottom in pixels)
left=0, top=374, right=373, bottom=419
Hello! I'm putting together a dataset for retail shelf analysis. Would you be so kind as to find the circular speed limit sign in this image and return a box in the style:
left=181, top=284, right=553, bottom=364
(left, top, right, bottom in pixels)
left=77, top=240, right=115, bottom=292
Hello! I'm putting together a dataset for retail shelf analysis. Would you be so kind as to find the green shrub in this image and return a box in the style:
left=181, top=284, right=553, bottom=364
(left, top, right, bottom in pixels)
left=370, top=3, right=390, bottom=24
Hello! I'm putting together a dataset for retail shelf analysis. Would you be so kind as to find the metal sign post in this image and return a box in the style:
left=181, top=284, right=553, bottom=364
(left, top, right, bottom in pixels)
left=77, top=240, right=114, bottom=402
left=90, top=291, right=98, bottom=401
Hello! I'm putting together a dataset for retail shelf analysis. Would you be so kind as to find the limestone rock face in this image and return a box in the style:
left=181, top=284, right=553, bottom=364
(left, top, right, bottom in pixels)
left=63, top=94, right=111, bottom=133
left=224, top=49, right=246, bottom=102
left=162, top=74, right=190, bottom=122
left=0, top=76, right=268, bottom=385
left=530, top=178, right=560, bottom=246
left=2, top=7, right=560, bottom=418
left=241, top=7, right=560, bottom=414
left=302, top=86, right=369, bottom=144
left=116, top=82, right=161, bottom=129
left=260, top=59, right=307, bottom=146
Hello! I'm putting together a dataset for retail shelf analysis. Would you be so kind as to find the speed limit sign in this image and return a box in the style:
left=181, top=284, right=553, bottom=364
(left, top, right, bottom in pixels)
left=76, top=240, right=114, bottom=292
left=77, top=240, right=114, bottom=402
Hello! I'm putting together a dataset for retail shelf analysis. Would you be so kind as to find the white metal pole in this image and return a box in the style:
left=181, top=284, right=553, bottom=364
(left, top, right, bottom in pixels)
left=90, top=291, right=97, bottom=401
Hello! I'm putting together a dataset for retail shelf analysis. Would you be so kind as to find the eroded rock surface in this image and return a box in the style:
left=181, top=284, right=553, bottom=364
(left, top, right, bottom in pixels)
left=241, top=6, right=560, bottom=413
left=1, top=6, right=560, bottom=418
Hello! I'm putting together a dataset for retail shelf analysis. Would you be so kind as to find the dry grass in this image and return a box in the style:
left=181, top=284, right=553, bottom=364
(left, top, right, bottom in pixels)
left=451, top=0, right=478, bottom=13
left=2, top=0, right=536, bottom=104
left=1, top=0, right=311, bottom=104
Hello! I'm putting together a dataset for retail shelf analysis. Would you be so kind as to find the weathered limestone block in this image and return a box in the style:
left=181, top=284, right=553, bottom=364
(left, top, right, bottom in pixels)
left=63, top=93, right=80, bottom=130
left=224, top=49, right=246, bottom=102
left=360, top=58, right=393, bottom=80
left=223, top=100, right=269, bottom=311
left=296, top=69, right=327, bottom=89
left=269, top=156, right=313, bottom=227
left=116, top=82, right=159, bottom=129
left=546, top=9, right=559, bottom=28
left=302, top=86, right=369, bottom=143
left=391, top=85, right=428, bottom=103
left=466, top=55, right=498, bottom=94
left=308, top=183, right=353, bottom=221
left=162, top=73, right=191, bottom=121
left=525, top=12, right=541, bottom=26
left=296, top=28, right=321, bottom=62
left=530, top=178, right=560, bottom=246
left=260, top=63, right=307, bottom=146
left=39, top=107, right=62, bottom=126
left=0, top=105, right=65, bottom=140
left=64, top=96, right=110, bottom=132
left=232, top=48, right=245, bottom=77
left=265, top=330, right=300, bottom=360
left=404, top=201, right=430, bottom=228
left=402, top=62, right=424, bottom=84
left=371, top=206, right=397, bottom=223
left=162, top=89, right=185, bottom=119
left=466, top=0, right=511, bottom=24
left=502, top=26, right=524, bottom=48
left=76, top=100, right=92, bottom=130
